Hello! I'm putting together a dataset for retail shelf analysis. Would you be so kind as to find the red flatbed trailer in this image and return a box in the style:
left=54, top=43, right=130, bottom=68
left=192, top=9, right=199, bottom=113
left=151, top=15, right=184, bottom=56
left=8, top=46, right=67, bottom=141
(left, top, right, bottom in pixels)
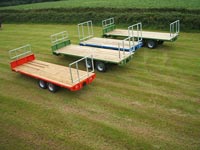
left=9, top=45, right=96, bottom=92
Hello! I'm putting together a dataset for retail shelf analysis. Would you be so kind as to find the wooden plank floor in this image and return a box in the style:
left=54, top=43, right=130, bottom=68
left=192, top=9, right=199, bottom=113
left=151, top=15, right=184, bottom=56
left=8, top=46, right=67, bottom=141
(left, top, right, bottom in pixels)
left=14, top=60, right=94, bottom=86
left=106, top=29, right=178, bottom=41
left=55, top=44, right=133, bottom=63
left=82, top=37, right=139, bottom=49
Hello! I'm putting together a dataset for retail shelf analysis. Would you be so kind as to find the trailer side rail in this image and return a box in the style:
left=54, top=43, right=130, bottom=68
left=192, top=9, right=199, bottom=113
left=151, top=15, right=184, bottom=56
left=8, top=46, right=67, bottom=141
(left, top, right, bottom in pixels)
left=102, top=17, right=115, bottom=34
left=170, top=20, right=180, bottom=37
left=51, top=31, right=71, bottom=52
left=78, top=21, right=94, bottom=42
left=128, top=23, right=143, bottom=44
left=69, top=55, right=94, bottom=84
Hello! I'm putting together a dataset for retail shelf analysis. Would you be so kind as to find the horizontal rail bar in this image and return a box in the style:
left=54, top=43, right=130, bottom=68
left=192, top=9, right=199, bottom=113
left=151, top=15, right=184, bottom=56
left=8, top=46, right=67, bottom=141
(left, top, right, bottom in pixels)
left=51, top=31, right=67, bottom=37
left=78, top=20, right=92, bottom=26
left=9, top=44, right=30, bottom=53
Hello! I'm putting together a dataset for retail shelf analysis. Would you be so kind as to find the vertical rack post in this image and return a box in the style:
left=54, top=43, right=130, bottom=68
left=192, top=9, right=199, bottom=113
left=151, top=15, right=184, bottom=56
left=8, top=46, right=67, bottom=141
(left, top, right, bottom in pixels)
left=69, top=56, right=95, bottom=84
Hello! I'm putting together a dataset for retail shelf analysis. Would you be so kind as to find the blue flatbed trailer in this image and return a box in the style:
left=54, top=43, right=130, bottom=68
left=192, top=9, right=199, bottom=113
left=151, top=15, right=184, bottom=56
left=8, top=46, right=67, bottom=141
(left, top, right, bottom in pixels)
left=78, top=20, right=143, bottom=51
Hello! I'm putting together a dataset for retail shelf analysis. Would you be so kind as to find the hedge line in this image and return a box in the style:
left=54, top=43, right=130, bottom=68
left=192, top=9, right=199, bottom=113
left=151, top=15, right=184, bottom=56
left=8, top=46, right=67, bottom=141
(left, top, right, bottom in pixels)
left=2, top=7, right=200, bottom=13
left=0, top=0, right=59, bottom=7
left=0, top=8, right=199, bottom=31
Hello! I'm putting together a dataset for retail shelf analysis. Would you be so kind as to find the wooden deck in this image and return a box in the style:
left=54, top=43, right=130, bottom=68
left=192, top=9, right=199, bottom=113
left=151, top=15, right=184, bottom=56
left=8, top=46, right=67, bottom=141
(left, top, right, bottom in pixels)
left=13, top=60, right=94, bottom=86
left=55, top=44, right=133, bottom=64
left=105, top=29, right=178, bottom=41
left=81, top=37, right=139, bottom=49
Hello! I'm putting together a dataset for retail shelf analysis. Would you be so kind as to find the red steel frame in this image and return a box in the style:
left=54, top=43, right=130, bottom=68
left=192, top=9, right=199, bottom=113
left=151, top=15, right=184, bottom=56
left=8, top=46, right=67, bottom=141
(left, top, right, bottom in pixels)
left=10, top=54, right=96, bottom=91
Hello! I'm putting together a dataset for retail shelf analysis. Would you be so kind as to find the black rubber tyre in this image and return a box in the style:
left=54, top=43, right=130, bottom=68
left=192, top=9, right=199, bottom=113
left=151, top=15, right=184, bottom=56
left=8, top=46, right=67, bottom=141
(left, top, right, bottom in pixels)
left=103, top=35, right=108, bottom=38
left=38, top=80, right=47, bottom=89
left=95, top=61, right=106, bottom=72
left=147, top=40, right=157, bottom=49
left=158, top=40, right=164, bottom=45
left=142, top=40, right=146, bottom=47
left=53, top=52, right=60, bottom=56
left=47, top=83, right=58, bottom=93
left=85, top=59, right=93, bottom=69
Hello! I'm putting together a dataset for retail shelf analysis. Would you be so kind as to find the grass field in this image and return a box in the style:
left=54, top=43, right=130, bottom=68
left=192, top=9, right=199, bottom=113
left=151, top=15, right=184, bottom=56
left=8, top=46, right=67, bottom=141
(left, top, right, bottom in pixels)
left=0, top=24, right=200, bottom=150
left=1, top=0, right=200, bottom=10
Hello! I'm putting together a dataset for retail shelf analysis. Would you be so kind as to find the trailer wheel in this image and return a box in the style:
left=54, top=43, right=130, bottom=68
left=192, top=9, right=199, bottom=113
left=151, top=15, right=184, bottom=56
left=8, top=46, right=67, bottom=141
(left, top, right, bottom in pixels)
left=38, top=80, right=47, bottom=89
left=147, top=40, right=157, bottom=49
left=96, top=61, right=106, bottom=72
left=47, top=83, right=58, bottom=93
left=142, top=40, right=146, bottom=47
left=158, top=40, right=164, bottom=45
left=85, top=59, right=93, bottom=69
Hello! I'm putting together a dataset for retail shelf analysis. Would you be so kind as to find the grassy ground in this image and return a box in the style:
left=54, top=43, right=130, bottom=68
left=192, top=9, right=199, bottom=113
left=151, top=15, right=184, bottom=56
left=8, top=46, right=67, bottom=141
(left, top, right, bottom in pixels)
left=0, top=24, right=200, bottom=150
left=1, top=0, right=200, bottom=10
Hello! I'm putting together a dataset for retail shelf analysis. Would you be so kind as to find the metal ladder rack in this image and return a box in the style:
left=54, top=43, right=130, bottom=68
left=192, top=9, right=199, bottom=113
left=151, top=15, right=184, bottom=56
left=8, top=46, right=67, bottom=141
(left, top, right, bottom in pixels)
left=69, top=55, right=94, bottom=84
left=51, top=31, right=69, bottom=45
left=102, top=17, right=115, bottom=34
left=78, top=21, right=94, bottom=42
left=50, top=31, right=71, bottom=52
left=102, top=17, right=114, bottom=29
left=170, top=20, right=180, bottom=37
left=9, top=44, right=32, bottom=61
left=118, top=37, right=135, bottom=59
left=128, top=23, right=143, bottom=44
